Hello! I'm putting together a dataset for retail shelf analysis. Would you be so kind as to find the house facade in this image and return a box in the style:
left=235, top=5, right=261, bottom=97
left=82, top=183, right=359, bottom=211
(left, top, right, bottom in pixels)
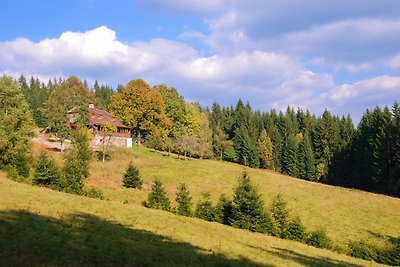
left=67, top=104, right=132, bottom=147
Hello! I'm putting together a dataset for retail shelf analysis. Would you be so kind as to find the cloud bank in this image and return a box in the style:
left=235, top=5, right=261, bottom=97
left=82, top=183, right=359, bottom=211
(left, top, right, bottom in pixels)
left=1, top=0, right=400, bottom=123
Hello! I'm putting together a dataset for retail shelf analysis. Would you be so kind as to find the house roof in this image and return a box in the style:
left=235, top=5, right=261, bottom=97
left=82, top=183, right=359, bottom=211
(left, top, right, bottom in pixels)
left=67, top=106, right=130, bottom=129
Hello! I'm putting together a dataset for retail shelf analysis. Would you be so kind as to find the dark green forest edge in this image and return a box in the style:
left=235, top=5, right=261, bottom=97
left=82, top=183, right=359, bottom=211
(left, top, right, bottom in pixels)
left=1, top=74, right=400, bottom=265
left=9, top=74, right=400, bottom=197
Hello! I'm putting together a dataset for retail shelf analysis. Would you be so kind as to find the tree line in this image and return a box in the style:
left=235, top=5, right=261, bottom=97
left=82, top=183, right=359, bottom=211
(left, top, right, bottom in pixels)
left=9, top=74, right=400, bottom=197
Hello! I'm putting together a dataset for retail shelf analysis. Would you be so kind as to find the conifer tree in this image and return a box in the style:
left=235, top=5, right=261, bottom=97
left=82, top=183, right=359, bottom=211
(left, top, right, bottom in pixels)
left=175, top=183, right=192, bottom=216
left=286, top=216, right=308, bottom=242
left=297, top=135, right=316, bottom=180
left=195, top=192, right=216, bottom=221
left=33, top=151, right=61, bottom=188
left=270, top=193, right=291, bottom=238
left=281, top=134, right=298, bottom=177
left=122, top=162, right=142, bottom=189
left=233, top=127, right=259, bottom=168
left=230, top=171, right=274, bottom=234
left=63, top=127, right=92, bottom=194
left=214, top=194, right=233, bottom=225
left=143, top=179, right=171, bottom=211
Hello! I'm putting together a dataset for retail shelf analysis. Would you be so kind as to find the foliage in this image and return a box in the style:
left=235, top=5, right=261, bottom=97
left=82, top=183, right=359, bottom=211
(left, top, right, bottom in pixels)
left=110, top=79, right=170, bottom=144
left=83, top=187, right=105, bottom=200
left=214, top=194, right=233, bottom=225
left=233, top=127, right=259, bottom=168
left=223, top=145, right=238, bottom=163
left=122, top=162, right=142, bottom=189
left=33, top=151, right=61, bottom=189
left=297, top=135, right=316, bottom=181
left=230, top=171, right=274, bottom=234
left=63, top=127, right=92, bottom=194
left=286, top=216, right=308, bottom=242
left=270, top=193, right=291, bottom=238
left=194, top=192, right=217, bottom=222
left=307, top=229, right=332, bottom=249
left=143, top=179, right=171, bottom=211
left=257, top=130, right=274, bottom=169
left=0, top=76, right=34, bottom=175
left=99, top=121, right=117, bottom=163
left=175, top=183, right=193, bottom=217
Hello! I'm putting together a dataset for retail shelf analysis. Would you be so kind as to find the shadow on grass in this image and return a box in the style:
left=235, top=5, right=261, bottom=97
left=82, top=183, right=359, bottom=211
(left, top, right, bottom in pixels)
left=0, top=210, right=268, bottom=267
left=248, top=245, right=366, bottom=267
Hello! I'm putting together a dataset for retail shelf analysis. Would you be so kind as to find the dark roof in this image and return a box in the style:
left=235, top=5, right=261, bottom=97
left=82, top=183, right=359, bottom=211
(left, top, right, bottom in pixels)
left=68, top=106, right=130, bottom=129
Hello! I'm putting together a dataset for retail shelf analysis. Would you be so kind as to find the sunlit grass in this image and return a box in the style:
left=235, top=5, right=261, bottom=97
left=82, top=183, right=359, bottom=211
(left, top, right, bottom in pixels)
left=0, top=172, right=385, bottom=266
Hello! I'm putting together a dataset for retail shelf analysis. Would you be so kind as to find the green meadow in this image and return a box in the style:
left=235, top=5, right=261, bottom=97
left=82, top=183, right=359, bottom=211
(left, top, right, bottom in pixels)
left=1, top=144, right=399, bottom=266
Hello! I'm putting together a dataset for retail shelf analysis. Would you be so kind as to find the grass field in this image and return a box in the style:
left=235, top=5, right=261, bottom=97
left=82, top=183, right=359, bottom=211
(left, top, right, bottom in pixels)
left=81, top=146, right=400, bottom=248
left=0, top=171, right=387, bottom=266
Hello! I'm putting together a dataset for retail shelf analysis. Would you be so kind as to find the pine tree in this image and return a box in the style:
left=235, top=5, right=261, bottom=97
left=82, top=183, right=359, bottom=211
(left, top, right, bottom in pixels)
left=297, top=135, right=316, bottom=181
left=281, top=134, right=298, bottom=177
left=214, top=194, right=233, bottom=225
left=175, top=183, right=192, bottom=216
left=286, top=216, right=308, bottom=242
left=143, top=179, right=171, bottom=211
left=233, top=126, right=259, bottom=168
left=122, top=162, right=142, bottom=189
left=33, top=151, right=61, bottom=189
left=270, top=193, right=291, bottom=238
left=195, top=192, right=216, bottom=222
left=230, top=171, right=274, bottom=234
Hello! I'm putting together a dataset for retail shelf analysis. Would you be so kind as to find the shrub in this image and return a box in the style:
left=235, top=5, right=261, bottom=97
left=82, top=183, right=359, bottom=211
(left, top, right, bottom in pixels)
left=83, top=187, right=105, bottom=200
left=195, top=192, right=216, bottom=222
left=307, top=229, right=332, bottom=249
left=33, top=151, right=61, bottom=189
left=143, top=179, right=171, bottom=211
left=175, top=183, right=193, bottom=217
left=122, top=162, right=142, bottom=189
left=223, top=146, right=238, bottom=162
left=348, top=241, right=378, bottom=261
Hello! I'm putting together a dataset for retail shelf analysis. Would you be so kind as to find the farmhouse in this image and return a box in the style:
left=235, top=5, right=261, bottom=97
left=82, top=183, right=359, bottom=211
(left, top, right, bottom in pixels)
left=67, top=104, right=132, bottom=147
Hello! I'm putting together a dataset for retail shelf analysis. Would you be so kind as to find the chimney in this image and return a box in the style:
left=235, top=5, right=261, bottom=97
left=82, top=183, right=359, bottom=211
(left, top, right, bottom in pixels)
left=89, top=103, right=95, bottom=109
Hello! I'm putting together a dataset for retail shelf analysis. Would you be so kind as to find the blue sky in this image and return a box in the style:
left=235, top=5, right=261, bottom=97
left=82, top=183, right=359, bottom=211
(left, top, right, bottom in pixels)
left=1, top=0, right=400, bottom=123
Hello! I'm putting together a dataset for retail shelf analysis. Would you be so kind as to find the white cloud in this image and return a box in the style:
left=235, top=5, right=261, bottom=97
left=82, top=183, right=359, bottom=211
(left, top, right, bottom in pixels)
left=389, top=54, right=400, bottom=69
left=328, top=75, right=400, bottom=107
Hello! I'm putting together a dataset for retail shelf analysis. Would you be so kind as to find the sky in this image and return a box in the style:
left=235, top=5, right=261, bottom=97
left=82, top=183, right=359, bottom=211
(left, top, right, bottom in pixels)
left=1, top=0, right=400, bottom=123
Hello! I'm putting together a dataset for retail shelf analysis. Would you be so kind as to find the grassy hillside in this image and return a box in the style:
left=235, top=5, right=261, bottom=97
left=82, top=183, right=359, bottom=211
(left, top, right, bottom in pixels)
left=0, top=172, right=386, bottom=266
left=82, top=146, right=400, bottom=248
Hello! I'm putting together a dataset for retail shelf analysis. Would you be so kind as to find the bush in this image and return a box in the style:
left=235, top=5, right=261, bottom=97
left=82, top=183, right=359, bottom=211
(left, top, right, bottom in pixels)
left=122, top=162, right=142, bottom=189
left=195, top=192, right=217, bottom=222
left=348, top=241, right=378, bottom=261
left=96, top=150, right=112, bottom=161
left=175, top=183, right=193, bottom=217
left=83, top=187, right=105, bottom=200
left=307, top=229, right=332, bottom=249
left=223, top=146, right=238, bottom=162
left=33, top=151, right=61, bottom=189
left=143, top=179, right=171, bottom=211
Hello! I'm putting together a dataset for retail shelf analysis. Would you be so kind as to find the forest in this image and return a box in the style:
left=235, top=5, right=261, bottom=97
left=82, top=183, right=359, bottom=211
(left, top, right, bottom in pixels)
left=4, top=74, right=400, bottom=198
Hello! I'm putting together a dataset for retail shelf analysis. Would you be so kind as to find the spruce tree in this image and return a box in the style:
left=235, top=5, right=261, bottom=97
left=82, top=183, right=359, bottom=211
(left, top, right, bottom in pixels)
left=297, top=135, right=316, bottom=181
left=286, top=216, right=308, bottom=242
left=270, top=193, right=291, bottom=238
left=143, top=179, right=171, bottom=211
left=195, top=192, right=216, bottom=222
left=175, top=183, right=192, bottom=217
left=214, top=194, right=233, bottom=225
left=122, top=162, right=142, bottom=189
left=33, top=151, right=61, bottom=189
left=281, top=134, right=298, bottom=177
left=230, top=171, right=274, bottom=234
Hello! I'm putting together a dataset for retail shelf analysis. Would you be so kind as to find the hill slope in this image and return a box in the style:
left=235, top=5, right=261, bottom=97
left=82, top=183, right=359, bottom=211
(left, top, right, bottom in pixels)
left=85, top=146, right=400, bottom=248
left=0, top=172, right=385, bottom=266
